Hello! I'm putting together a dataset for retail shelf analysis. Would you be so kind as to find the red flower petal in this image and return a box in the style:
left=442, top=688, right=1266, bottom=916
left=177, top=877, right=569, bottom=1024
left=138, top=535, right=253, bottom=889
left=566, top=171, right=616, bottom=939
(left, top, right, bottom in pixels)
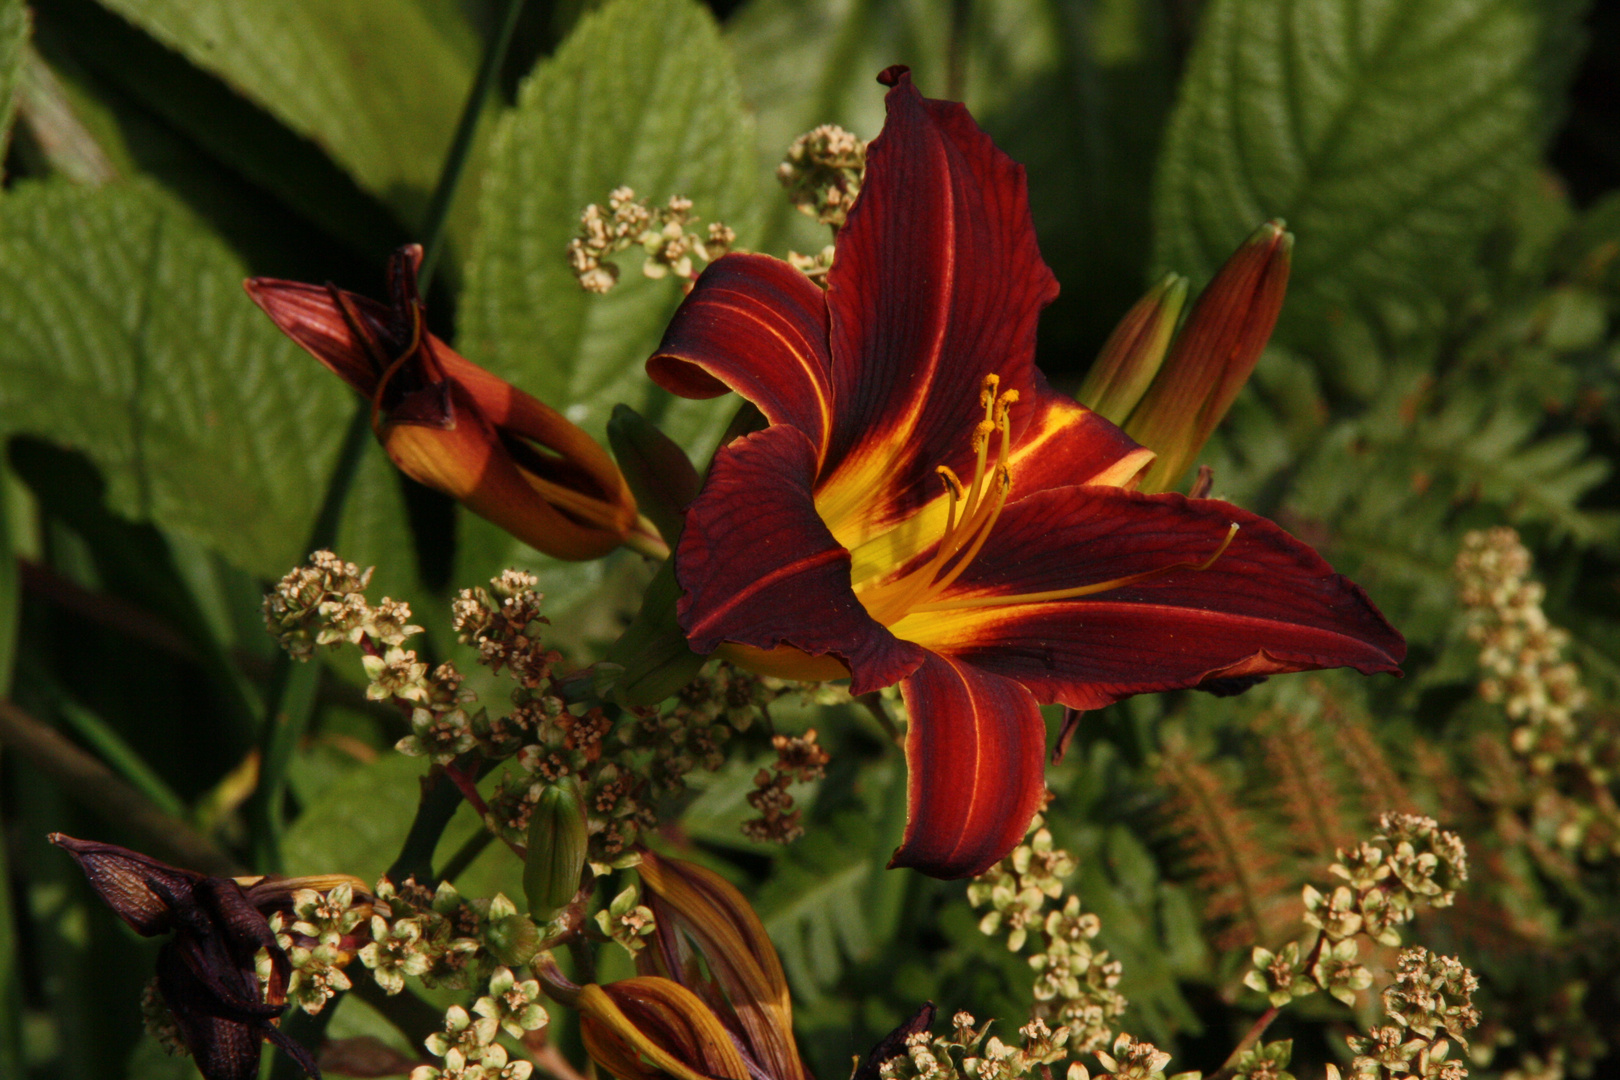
left=675, top=424, right=925, bottom=694
left=889, top=652, right=1047, bottom=879
left=1005, top=377, right=1154, bottom=492
left=814, top=70, right=1060, bottom=546
left=648, top=253, right=835, bottom=453
left=891, top=486, right=1404, bottom=710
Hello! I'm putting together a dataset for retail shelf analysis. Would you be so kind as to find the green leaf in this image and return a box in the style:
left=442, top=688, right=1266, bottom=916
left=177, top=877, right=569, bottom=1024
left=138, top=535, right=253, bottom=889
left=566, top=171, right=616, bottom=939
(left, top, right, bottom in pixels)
left=90, top=0, right=476, bottom=225
left=0, top=179, right=351, bottom=578
left=1152, top=0, right=1544, bottom=351
left=456, top=0, right=760, bottom=588
left=282, top=752, right=428, bottom=884
left=459, top=0, right=759, bottom=455
left=0, top=0, right=24, bottom=173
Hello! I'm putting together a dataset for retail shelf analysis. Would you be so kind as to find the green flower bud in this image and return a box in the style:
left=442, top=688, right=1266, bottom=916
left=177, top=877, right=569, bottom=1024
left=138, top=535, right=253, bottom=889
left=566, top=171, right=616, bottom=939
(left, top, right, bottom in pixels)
left=524, top=778, right=588, bottom=922
left=484, top=913, right=541, bottom=967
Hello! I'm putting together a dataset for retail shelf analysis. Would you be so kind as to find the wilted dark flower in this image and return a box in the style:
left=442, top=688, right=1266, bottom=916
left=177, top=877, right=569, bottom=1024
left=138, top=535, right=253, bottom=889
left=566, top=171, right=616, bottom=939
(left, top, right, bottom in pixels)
left=52, top=834, right=363, bottom=1080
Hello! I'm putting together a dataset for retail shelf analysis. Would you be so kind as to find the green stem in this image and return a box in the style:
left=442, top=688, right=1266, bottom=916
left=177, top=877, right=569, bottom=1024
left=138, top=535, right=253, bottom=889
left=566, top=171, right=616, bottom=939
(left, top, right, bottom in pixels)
left=247, top=0, right=532, bottom=877
left=415, top=0, right=530, bottom=293
left=439, top=828, right=495, bottom=883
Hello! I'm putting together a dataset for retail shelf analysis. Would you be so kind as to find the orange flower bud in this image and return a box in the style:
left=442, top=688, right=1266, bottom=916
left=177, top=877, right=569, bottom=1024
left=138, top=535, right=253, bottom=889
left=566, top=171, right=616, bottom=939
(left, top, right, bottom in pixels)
left=1123, top=220, right=1292, bottom=493
left=245, top=245, right=642, bottom=561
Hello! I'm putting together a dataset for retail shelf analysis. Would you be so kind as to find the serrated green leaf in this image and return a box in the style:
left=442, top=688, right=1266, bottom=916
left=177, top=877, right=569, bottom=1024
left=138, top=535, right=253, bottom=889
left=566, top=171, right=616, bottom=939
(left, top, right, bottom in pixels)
left=91, top=0, right=476, bottom=224
left=0, top=179, right=351, bottom=578
left=1152, top=0, right=1543, bottom=351
left=0, top=0, right=25, bottom=174
left=456, top=0, right=761, bottom=587
left=460, top=0, right=759, bottom=453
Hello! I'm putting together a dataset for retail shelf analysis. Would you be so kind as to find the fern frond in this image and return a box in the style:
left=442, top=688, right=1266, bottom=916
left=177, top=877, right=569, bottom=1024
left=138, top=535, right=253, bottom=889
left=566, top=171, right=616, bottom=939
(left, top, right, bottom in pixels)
left=1253, top=707, right=1357, bottom=859
left=1153, top=736, right=1294, bottom=950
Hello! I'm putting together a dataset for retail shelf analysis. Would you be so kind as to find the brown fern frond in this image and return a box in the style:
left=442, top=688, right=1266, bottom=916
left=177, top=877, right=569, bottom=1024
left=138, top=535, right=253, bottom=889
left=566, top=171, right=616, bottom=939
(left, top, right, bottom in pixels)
left=1411, top=737, right=1473, bottom=826
left=1319, top=687, right=1418, bottom=818
left=1154, top=736, right=1295, bottom=950
left=1254, top=707, right=1357, bottom=859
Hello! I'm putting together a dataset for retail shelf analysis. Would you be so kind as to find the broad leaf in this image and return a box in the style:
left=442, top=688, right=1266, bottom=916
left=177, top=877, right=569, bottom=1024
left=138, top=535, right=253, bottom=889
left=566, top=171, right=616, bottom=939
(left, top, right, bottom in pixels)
left=1152, top=0, right=1544, bottom=352
left=0, top=0, right=24, bottom=173
left=90, top=0, right=476, bottom=227
left=0, top=179, right=350, bottom=578
left=456, top=0, right=759, bottom=586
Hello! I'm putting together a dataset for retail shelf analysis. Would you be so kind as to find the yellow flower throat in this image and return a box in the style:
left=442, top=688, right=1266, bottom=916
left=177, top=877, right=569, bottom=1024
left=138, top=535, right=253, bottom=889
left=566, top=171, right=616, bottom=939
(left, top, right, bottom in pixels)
left=854, top=374, right=1237, bottom=629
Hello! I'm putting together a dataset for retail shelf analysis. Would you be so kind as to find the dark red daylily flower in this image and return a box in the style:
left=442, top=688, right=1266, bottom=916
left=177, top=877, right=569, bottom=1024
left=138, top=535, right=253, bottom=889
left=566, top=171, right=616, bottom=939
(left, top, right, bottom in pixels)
left=51, top=834, right=340, bottom=1080
left=646, top=68, right=1405, bottom=879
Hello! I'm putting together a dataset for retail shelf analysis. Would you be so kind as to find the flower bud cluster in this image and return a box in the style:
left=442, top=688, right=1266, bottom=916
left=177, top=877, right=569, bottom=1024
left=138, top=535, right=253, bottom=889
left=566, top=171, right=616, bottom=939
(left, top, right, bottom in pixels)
left=265, top=550, right=421, bottom=661
left=1455, top=528, right=1588, bottom=759
left=355, top=879, right=538, bottom=997
left=1342, top=948, right=1479, bottom=1080
left=594, top=881, right=657, bottom=955
left=410, top=965, right=548, bottom=1080
left=263, top=882, right=372, bottom=1014
left=1246, top=815, right=1467, bottom=1008
left=567, top=186, right=735, bottom=293
left=1454, top=528, right=1620, bottom=858
left=967, top=815, right=1124, bottom=1055
left=778, top=124, right=866, bottom=229
left=742, top=728, right=831, bottom=843
left=878, top=1011, right=1098, bottom=1080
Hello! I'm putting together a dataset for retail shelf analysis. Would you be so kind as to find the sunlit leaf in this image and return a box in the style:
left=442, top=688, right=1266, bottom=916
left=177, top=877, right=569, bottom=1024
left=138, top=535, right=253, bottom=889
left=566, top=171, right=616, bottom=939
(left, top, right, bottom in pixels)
left=0, top=179, right=350, bottom=578
left=90, top=0, right=476, bottom=226
left=1152, top=0, right=1544, bottom=351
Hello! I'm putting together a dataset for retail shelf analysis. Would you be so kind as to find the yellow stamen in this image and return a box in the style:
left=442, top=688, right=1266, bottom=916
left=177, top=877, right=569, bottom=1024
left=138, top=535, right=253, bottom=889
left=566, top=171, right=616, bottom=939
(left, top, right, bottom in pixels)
left=908, top=522, right=1240, bottom=613
left=859, top=375, right=1017, bottom=625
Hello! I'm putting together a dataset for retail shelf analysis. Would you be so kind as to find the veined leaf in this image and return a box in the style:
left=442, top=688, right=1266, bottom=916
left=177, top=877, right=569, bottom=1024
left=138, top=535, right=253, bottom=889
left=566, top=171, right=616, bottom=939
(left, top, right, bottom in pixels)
left=460, top=0, right=758, bottom=452
left=456, top=0, right=759, bottom=585
left=89, top=0, right=476, bottom=226
left=1152, top=0, right=1544, bottom=351
left=0, top=0, right=23, bottom=173
left=0, top=179, right=350, bottom=578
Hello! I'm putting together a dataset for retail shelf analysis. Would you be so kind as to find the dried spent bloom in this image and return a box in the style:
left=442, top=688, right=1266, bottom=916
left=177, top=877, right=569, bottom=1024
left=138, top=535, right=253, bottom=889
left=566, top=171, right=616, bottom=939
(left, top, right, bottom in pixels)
left=743, top=729, right=832, bottom=843
left=50, top=835, right=366, bottom=1080
left=568, top=186, right=734, bottom=292
left=777, top=123, right=867, bottom=228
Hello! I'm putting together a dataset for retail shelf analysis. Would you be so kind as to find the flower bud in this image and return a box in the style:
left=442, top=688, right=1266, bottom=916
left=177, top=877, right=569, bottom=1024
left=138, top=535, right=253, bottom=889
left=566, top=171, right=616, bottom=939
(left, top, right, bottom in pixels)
left=1123, top=221, right=1292, bottom=493
left=1075, top=273, right=1188, bottom=426
left=246, top=245, right=642, bottom=560
left=607, top=404, right=700, bottom=546
left=523, top=777, right=588, bottom=923
left=484, top=913, right=541, bottom=967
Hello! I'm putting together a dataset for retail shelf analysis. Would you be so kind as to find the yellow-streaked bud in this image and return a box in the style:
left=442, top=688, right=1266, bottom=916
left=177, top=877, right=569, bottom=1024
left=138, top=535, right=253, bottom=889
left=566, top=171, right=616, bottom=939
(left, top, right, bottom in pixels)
left=523, top=777, right=588, bottom=923
left=1123, top=221, right=1292, bottom=494
left=246, top=245, right=645, bottom=561
left=1076, top=273, right=1188, bottom=426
